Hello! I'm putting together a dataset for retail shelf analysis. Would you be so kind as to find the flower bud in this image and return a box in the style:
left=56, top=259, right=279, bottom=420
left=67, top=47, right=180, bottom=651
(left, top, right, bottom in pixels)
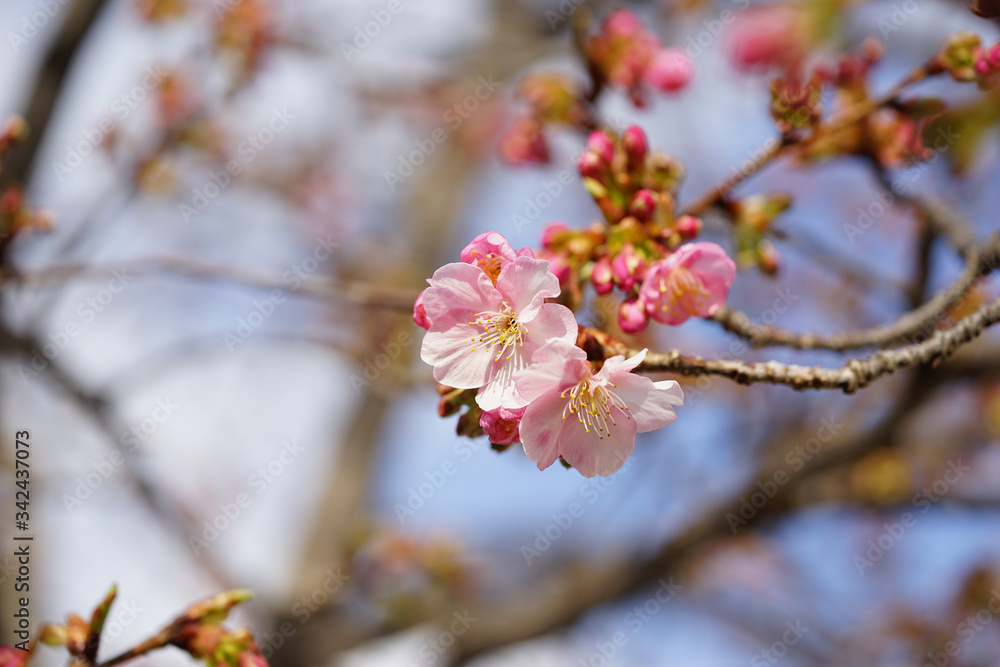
left=480, top=406, right=525, bottom=446
left=629, top=189, right=656, bottom=222
left=457, top=406, right=484, bottom=438
left=644, top=48, right=693, bottom=93
left=413, top=290, right=431, bottom=331
left=621, top=125, right=648, bottom=168
left=675, top=214, right=702, bottom=240
left=1, top=116, right=27, bottom=144
left=619, top=296, right=649, bottom=334
left=591, top=256, right=614, bottom=295
left=612, top=243, right=646, bottom=292
left=585, top=130, right=615, bottom=165
left=577, top=151, right=607, bottom=180
left=758, top=241, right=781, bottom=276
left=540, top=249, right=572, bottom=286
left=540, top=222, right=570, bottom=248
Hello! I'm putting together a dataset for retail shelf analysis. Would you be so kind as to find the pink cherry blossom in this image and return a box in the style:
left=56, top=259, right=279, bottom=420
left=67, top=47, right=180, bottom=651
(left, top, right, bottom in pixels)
left=514, top=341, right=683, bottom=477
left=420, top=256, right=578, bottom=411
left=480, top=405, right=525, bottom=445
left=640, top=242, right=735, bottom=325
left=644, top=48, right=694, bottom=93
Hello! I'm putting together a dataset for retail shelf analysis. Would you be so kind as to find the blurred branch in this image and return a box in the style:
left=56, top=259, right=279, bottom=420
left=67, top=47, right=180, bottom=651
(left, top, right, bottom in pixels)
left=649, top=293, right=1000, bottom=391
left=0, top=0, right=109, bottom=190
left=6, top=256, right=418, bottom=310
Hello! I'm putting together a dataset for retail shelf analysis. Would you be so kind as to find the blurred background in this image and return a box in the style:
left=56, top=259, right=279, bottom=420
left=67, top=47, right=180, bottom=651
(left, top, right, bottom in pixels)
left=1, top=0, right=1000, bottom=665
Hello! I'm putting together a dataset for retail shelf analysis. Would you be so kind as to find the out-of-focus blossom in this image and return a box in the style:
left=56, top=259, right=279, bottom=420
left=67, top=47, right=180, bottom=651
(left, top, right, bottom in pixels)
left=619, top=296, right=649, bottom=334
left=498, top=116, right=550, bottom=165
left=644, top=49, right=694, bottom=93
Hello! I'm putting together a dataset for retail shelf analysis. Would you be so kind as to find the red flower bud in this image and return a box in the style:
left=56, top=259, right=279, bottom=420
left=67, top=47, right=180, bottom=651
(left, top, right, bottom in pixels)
left=619, top=296, right=649, bottom=334
left=621, top=125, right=648, bottom=168
left=585, top=130, right=615, bottom=165
left=629, top=189, right=656, bottom=222
left=675, top=214, right=702, bottom=240
left=591, top=256, right=614, bottom=295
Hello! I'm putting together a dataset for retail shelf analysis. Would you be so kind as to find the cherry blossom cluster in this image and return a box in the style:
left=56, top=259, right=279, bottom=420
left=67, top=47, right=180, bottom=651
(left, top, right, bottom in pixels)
left=413, top=227, right=736, bottom=477
left=498, top=8, right=693, bottom=166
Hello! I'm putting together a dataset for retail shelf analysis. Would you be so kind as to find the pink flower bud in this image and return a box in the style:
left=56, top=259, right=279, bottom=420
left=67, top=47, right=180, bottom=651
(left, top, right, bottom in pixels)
left=603, top=8, right=643, bottom=37
left=675, top=214, right=702, bottom=240
left=586, top=130, right=616, bottom=164
left=619, top=296, right=649, bottom=334
left=976, top=56, right=992, bottom=76
left=621, top=125, right=648, bottom=168
left=989, top=44, right=1000, bottom=68
left=644, top=48, right=694, bottom=93
left=413, top=290, right=432, bottom=331
left=578, top=150, right=607, bottom=180
left=591, top=256, right=614, bottom=295
left=612, top=243, right=646, bottom=292
left=541, top=250, right=572, bottom=286
left=498, top=117, right=550, bottom=165
left=480, top=405, right=525, bottom=445
left=541, top=222, right=570, bottom=248
left=629, top=189, right=656, bottom=222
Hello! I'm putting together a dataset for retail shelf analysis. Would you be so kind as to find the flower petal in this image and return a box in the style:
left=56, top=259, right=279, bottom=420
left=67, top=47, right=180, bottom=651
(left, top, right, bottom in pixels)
left=476, top=346, right=531, bottom=411
left=609, top=373, right=684, bottom=432
left=559, top=415, right=637, bottom=478
left=421, top=262, right=499, bottom=323
left=514, top=340, right=587, bottom=403
left=519, top=391, right=571, bottom=472
left=421, top=323, right=494, bottom=389
left=495, top=256, right=561, bottom=320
